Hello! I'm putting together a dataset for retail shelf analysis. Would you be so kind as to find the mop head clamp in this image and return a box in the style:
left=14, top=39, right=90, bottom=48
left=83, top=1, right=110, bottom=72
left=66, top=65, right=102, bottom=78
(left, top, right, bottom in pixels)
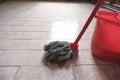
left=44, top=41, right=78, bottom=67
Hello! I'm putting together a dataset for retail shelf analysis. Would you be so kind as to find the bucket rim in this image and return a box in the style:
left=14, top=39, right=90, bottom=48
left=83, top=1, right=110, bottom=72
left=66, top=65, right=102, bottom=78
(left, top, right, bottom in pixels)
left=95, top=11, right=120, bottom=26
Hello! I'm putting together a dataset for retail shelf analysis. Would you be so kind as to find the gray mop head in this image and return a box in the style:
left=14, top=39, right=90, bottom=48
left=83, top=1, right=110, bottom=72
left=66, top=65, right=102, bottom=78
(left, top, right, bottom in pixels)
left=44, top=41, right=78, bottom=67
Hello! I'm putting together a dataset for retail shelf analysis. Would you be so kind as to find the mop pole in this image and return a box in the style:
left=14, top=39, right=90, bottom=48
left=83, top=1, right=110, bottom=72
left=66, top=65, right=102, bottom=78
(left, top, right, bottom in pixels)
left=70, top=0, right=104, bottom=50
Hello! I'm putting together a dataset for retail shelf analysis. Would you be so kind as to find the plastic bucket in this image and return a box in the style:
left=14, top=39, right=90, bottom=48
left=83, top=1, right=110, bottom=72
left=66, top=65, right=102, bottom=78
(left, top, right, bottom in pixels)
left=91, top=11, right=120, bottom=62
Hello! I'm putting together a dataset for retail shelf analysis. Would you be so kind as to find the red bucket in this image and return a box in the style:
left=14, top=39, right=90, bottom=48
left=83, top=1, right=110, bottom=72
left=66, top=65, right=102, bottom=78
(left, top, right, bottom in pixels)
left=91, top=11, right=120, bottom=62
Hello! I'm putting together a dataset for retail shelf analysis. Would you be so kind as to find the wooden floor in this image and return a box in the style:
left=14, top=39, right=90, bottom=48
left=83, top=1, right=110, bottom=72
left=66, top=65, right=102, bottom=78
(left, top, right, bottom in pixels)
left=0, top=1, right=120, bottom=80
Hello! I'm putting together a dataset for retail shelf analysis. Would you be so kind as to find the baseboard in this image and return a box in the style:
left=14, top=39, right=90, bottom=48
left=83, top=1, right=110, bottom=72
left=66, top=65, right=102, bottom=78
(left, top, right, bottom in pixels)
left=102, top=1, right=120, bottom=12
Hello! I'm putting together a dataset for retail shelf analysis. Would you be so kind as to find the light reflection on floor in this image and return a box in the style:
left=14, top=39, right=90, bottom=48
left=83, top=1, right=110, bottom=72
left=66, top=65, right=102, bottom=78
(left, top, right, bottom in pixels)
left=51, top=21, right=79, bottom=41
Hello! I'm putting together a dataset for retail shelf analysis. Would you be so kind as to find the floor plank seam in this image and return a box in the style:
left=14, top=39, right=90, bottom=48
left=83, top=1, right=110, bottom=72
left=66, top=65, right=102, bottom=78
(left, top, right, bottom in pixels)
left=72, top=65, right=77, bottom=80
left=13, top=66, right=20, bottom=80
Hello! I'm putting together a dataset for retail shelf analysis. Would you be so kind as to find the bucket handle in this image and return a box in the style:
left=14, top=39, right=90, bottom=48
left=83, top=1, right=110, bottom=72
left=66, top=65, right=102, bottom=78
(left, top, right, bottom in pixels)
left=95, top=12, right=120, bottom=26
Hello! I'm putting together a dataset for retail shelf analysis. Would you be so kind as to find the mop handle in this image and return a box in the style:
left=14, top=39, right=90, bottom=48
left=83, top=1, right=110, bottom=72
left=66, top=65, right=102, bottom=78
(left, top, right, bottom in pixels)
left=74, top=0, right=103, bottom=44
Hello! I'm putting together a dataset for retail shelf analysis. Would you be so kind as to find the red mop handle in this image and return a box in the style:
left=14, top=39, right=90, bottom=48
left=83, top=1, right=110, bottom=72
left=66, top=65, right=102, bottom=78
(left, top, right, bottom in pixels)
left=74, top=0, right=103, bottom=44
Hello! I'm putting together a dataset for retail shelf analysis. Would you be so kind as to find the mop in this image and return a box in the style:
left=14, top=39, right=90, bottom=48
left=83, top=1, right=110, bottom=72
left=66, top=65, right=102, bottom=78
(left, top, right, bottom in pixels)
left=44, top=0, right=103, bottom=67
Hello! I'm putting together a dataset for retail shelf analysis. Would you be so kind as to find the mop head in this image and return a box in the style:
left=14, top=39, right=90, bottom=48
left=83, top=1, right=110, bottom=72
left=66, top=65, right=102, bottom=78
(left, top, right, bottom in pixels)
left=44, top=41, right=78, bottom=67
